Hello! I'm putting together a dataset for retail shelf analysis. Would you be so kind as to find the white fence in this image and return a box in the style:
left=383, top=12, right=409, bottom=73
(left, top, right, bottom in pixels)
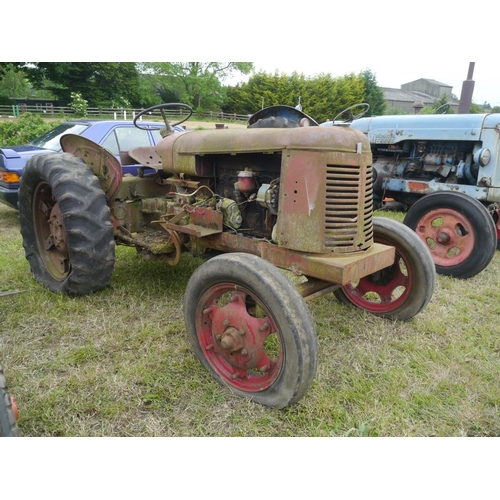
left=0, top=104, right=249, bottom=123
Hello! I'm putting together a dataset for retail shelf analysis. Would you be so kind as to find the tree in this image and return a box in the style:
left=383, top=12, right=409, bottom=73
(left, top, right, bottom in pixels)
left=361, top=69, right=386, bottom=116
left=420, top=94, right=455, bottom=115
left=19, top=63, right=141, bottom=107
left=223, top=70, right=372, bottom=123
left=0, top=66, right=29, bottom=104
left=0, top=64, right=55, bottom=104
left=137, top=62, right=254, bottom=111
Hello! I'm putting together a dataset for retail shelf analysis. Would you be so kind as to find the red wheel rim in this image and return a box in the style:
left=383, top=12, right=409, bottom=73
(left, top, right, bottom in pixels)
left=414, top=208, right=475, bottom=266
left=341, top=236, right=413, bottom=314
left=195, top=284, right=283, bottom=392
left=33, top=182, right=70, bottom=280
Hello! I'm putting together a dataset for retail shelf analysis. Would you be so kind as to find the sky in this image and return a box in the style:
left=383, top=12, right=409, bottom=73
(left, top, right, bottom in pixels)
left=7, top=3, right=498, bottom=107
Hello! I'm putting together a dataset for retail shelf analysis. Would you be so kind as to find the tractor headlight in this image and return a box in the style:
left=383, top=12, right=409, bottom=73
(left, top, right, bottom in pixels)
left=474, top=148, right=491, bottom=167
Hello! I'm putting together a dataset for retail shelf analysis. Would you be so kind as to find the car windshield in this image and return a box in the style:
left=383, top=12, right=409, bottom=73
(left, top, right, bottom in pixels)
left=29, top=123, right=90, bottom=151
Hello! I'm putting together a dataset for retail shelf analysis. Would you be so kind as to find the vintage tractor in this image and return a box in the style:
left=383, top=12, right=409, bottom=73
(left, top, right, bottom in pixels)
left=342, top=110, right=500, bottom=279
left=17, top=103, right=436, bottom=408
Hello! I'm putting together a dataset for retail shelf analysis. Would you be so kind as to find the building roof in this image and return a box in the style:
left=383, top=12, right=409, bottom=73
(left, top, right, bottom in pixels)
left=381, top=87, right=435, bottom=104
left=407, top=78, right=452, bottom=88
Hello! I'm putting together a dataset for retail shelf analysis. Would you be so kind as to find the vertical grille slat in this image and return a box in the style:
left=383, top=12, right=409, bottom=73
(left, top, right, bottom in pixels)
left=324, top=163, right=373, bottom=252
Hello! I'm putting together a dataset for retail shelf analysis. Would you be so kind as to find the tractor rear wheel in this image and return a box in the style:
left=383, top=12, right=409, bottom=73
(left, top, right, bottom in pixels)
left=334, top=217, right=435, bottom=320
left=403, top=192, right=497, bottom=279
left=183, top=253, right=318, bottom=408
left=0, top=366, right=19, bottom=437
left=19, top=153, right=115, bottom=295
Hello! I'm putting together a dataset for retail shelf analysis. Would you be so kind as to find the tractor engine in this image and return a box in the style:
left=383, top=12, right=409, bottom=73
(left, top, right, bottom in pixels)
left=373, top=140, right=479, bottom=188
left=198, top=152, right=281, bottom=238
left=113, top=126, right=375, bottom=259
left=348, top=113, right=500, bottom=210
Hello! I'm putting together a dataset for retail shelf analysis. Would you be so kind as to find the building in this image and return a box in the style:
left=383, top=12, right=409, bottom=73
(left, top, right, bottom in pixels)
left=382, top=78, right=459, bottom=114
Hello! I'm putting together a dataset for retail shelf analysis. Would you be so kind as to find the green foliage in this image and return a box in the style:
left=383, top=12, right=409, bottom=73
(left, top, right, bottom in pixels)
left=0, top=65, right=56, bottom=102
left=469, top=102, right=483, bottom=114
left=20, top=62, right=141, bottom=107
left=361, top=69, right=386, bottom=116
left=0, top=66, right=30, bottom=98
left=0, top=113, right=58, bottom=146
left=420, top=94, right=455, bottom=115
left=385, top=106, right=407, bottom=115
left=69, top=92, right=88, bottom=117
left=223, top=69, right=385, bottom=123
left=137, top=63, right=254, bottom=111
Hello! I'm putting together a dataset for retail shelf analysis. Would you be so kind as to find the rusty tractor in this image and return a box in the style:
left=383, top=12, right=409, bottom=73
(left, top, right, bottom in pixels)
left=18, top=103, right=436, bottom=408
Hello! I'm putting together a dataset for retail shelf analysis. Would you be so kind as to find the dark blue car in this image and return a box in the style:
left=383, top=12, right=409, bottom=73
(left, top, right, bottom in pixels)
left=0, top=119, right=181, bottom=210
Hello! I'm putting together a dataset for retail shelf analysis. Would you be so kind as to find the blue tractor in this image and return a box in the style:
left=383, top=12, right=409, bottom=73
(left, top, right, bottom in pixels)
left=346, top=111, right=500, bottom=279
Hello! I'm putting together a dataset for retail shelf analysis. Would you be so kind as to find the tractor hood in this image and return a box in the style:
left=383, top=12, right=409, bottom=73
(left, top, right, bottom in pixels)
left=130, top=126, right=370, bottom=176
left=349, top=113, right=499, bottom=143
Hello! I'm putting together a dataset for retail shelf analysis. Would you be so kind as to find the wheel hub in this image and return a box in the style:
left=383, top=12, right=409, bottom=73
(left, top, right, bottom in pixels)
left=220, top=326, right=245, bottom=353
left=209, top=292, right=267, bottom=370
left=436, top=231, right=451, bottom=244
left=416, top=208, right=475, bottom=266
left=48, top=204, right=68, bottom=253
left=33, top=182, right=70, bottom=280
left=197, top=286, right=281, bottom=391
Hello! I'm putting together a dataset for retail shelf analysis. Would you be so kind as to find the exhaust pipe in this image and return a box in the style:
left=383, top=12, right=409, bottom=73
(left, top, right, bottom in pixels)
left=458, top=63, right=475, bottom=114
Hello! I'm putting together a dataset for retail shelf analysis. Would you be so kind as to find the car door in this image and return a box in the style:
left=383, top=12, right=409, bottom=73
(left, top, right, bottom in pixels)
left=101, top=125, right=162, bottom=176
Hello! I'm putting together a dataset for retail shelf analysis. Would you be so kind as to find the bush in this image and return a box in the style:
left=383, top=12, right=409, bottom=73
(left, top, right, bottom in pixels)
left=0, top=113, right=58, bottom=146
left=69, top=92, right=88, bottom=117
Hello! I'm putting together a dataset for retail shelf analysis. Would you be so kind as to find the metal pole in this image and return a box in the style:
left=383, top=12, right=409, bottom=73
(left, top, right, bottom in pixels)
left=458, top=63, right=475, bottom=114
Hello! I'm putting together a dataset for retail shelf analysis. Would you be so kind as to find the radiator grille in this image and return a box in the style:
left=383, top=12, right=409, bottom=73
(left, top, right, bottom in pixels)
left=324, top=163, right=373, bottom=252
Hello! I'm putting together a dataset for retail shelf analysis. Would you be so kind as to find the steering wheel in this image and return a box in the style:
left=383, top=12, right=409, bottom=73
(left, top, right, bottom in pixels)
left=433, top=103, right=451, bottom=114
left=133, top=103, right=193, bottom=132
left=333, top=103, right=370, bottom=123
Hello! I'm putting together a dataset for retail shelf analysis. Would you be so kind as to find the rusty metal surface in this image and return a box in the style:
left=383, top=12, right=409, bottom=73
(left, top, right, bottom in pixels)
left=296, top=278, right=341, bottom=301
left=60, top=134, right=122, bottom=201
left=171, top=126, right=369, bottom=155
left=129, top=133, right=177, bottom=170
left=144, top=126, right=371, bottom=176
left=276, top=149, right=373, bottom=254
left=204, top=231, right=395, bottom=285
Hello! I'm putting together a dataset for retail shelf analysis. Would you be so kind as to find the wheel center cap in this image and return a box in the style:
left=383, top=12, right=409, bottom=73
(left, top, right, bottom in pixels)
left=436, top=231, right=451, bottom=244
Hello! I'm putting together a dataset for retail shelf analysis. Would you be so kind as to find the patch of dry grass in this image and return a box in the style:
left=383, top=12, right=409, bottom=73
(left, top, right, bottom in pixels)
left=1, top=203, right=499, bottom=436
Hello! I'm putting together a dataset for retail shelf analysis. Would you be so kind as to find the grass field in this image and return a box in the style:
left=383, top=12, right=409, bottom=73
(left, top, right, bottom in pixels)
left=1, top=201, right=499, bottom=437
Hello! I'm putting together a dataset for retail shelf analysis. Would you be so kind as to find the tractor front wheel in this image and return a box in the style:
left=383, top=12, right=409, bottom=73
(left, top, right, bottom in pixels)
left=403, top=192, right=497, bottom=279
left=183, top=253, right=318, bottom=408
left=334, top=217, right=436, bottom=320
left=19, top=153, right=115, bottom=295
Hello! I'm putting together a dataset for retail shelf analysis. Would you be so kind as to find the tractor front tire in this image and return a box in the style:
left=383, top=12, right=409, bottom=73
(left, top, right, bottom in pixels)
left=334, top=217, right=436, bottom=320
left=19, top=153, right=115, bottom=295
left=183, top=253, right=318, bottom=409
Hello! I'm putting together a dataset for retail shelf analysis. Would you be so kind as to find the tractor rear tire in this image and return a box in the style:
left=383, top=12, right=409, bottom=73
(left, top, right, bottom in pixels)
left=0, top=366, right=19, bottom=437
left=334, top=217, right=436, bottom=320
left=19, top=153, right=115, bottom=295
left=183, top=253, right=318, bottom=409
left=403, top=192, right=497, bottom=279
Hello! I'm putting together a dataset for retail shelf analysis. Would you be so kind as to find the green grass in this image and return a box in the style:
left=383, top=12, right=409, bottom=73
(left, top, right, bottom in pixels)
left=1, top=203, right=500, bottom=436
